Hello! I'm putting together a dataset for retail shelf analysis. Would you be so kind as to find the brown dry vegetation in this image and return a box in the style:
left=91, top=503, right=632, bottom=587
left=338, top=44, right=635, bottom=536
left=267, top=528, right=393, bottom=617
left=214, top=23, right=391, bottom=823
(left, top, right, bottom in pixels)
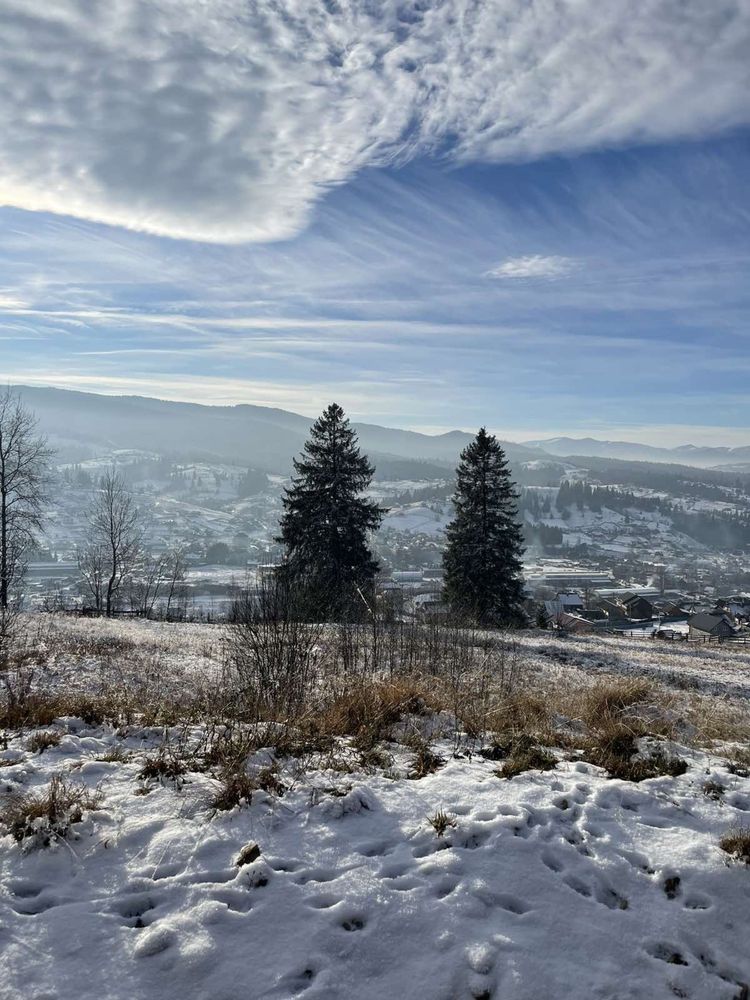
left=0, top=774, right=102, bottom=846
left=2, top=616, right=749, bottom=790
left=719, top=825, right=750, bottom=865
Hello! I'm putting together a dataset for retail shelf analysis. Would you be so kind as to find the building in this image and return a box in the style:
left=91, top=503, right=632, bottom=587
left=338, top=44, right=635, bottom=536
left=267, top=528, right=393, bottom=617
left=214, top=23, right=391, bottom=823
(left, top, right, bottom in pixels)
left=623, top=594, right=656, bottom=621
left=687, top=612, right=736, bottom=640
left=555, top=612, right=595, bottom=634
left=544, top=592, right=585, bottom=618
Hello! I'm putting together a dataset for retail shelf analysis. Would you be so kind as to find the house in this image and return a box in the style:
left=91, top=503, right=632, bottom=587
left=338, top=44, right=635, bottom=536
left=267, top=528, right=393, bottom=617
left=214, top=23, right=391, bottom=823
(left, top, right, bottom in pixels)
left=544, top=592, right=585, bottom=618
left=555, top=612, right=595, bottom=634
left=623, top=594, right=656, bottom=620
left=597, top=598, right=628, bottom=622
left=653, top=600, right=688, bottom=618
left=687, top=612, right=736, bottom=640
left=413, top=592, right=448, bottom=622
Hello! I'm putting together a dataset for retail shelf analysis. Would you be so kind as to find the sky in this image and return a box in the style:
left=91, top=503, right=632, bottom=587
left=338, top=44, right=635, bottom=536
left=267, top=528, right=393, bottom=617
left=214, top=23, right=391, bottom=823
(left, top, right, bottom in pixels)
left=1, top=0, right=749, bottom=447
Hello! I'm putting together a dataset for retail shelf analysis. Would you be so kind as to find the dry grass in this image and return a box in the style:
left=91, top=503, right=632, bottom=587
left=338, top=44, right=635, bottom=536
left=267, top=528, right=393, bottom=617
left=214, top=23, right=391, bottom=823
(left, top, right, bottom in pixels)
left=726, top=747, right=750, bottom=778
left=211, top=768, right=257, bottom=811
left=719, top=825, right=750, bottom=865
left=312, top=677, right=442, bottom=745
left=583, top=724, right=687, bottom=782
left=0, top=774, right=102, bottom=847
left=428, top=808, right=457, bottom=837
left=138, top=747, right=187, bottom=786
left=407, top=737, right=444, bottom=779
left=495, top=735, right=557, bottom=779
left=26, top=729, right=62, bottom=754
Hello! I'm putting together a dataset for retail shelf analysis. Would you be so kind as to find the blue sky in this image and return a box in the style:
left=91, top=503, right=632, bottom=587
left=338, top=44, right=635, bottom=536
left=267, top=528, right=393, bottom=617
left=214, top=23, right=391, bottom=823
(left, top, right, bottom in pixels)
left=1, top=1, right=749, bottom=446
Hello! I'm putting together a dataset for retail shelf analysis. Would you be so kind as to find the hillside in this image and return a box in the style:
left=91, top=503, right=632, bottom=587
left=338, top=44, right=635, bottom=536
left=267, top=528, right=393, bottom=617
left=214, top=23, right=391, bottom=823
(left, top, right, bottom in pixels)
left=11, top=385, right=539, bottom=475
left=1, top=618, right=749, bottom=1000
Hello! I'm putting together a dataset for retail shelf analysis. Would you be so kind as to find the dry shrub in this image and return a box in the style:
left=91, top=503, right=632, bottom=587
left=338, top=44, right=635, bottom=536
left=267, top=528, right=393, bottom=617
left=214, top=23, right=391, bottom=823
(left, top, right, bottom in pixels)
left=138, top=747, right=187, bottom=785
left=212, top=769, right=256, bottom=811
left=584, top=725, right=687, bottom=782
left=485, top=689, right=552, bottom=741
left=719, top=825, right=750, bottom=865
left=407, top=737, right=444, bottom=779
left=495, top=735, right=557, bottom=779
left=726, top=747, right=750, bottom=778
left=26, top=729, right=62, bottom=753
left=0, top=774, right=102, bottom=847
left=703, top=779, right=725, bottom=801
left=256, top=763, right=285, bottom=796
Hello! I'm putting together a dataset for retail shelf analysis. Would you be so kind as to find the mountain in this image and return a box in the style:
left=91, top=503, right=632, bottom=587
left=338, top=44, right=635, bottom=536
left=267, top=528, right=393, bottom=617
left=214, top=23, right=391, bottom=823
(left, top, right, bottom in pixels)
left=10, top=385, right=541, bottom=475
left=527, top=437, right=750, bottom=469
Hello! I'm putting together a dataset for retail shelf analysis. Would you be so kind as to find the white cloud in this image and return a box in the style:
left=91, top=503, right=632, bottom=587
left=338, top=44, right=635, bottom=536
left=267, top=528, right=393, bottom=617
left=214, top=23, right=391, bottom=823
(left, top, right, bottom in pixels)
left=484, top=255, right=579, bottom=280
left=0, top=0, right=748, bottom=242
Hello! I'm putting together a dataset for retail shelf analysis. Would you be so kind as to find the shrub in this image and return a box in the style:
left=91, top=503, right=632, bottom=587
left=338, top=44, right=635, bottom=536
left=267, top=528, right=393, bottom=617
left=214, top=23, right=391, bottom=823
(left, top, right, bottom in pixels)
left=407, top=738, right=444, bottom=779
left=726, top=747, right=750, bottom=778
left=138, top=748, right=187, bottom=786
left=719, top=825, right=750, bottom=865
left=496, top=736, right=557, bottom=779
left=212, top=768, right=256, bottom=811
left=584, top=726, right=687, bottom=782
left=0, top=775, right=102, bottom=848
left=703, top=779, right=725, bottom=801
left=27, top=730, right=62, bottom=754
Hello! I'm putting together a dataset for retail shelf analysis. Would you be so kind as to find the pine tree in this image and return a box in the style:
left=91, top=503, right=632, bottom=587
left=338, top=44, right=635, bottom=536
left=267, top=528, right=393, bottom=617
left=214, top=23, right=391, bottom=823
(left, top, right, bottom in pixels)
left=442, top=428, right=525, bottom=626
left=277, top=403, right=383, bottom=620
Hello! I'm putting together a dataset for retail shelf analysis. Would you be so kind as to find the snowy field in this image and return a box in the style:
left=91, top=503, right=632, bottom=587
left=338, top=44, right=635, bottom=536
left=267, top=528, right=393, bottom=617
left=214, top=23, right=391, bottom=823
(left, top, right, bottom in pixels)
left=1, top=618, right=749, bottom=1000
left=511, top=630, right=750, bottom=702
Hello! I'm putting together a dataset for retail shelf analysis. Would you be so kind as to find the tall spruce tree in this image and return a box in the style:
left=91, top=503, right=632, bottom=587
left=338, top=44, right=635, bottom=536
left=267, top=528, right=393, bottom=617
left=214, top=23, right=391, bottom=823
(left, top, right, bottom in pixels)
left=443, top=428, right=525, bottom=626
left=277, top=403, right=383, bottom=620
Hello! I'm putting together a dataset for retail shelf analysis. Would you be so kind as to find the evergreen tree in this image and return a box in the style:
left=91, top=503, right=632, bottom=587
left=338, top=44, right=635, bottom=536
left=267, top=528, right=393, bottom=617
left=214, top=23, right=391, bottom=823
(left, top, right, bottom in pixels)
left=277, top=403, right=383, bottom=620
left=443, top=428, right=525, bottom=626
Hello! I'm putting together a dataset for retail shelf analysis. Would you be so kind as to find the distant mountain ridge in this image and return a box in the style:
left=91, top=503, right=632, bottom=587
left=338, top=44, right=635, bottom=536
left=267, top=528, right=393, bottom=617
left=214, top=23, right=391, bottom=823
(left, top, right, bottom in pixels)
left=8, top=386, right=747, bottom=474
left=10, top=385, right=541, bottom=474
left=526, top=436, right=750, bottom=469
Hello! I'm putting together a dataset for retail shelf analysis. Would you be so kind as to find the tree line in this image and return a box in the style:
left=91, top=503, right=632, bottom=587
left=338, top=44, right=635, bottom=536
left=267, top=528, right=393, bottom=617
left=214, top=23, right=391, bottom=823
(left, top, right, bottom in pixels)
left=0, top=391, right=526, bottom=634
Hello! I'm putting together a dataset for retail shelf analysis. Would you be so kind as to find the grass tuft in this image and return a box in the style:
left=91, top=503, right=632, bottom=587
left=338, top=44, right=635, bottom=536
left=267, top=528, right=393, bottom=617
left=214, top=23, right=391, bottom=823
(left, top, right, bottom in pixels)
left=719, top=825, right=750, bottom=865
left=26, top=730, right=62, bottom=754
left=428, top=808, right=457, bottom=837
left=0, top=774, right=102, bottom=848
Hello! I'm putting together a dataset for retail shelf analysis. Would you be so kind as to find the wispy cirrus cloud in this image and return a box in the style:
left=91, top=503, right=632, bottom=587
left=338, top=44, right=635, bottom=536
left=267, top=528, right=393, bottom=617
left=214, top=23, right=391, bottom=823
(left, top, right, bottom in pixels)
left=484, top=255, right=580, bottom=280
left=0, top=1, right=748, bottom=242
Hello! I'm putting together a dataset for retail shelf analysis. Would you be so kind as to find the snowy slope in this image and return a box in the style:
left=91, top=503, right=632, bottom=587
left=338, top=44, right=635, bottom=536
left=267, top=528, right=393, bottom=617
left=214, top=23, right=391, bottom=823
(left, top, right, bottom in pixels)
left=2, top=619, right=750, bottom=1000
left=1, top=726, right=749, bottom=1000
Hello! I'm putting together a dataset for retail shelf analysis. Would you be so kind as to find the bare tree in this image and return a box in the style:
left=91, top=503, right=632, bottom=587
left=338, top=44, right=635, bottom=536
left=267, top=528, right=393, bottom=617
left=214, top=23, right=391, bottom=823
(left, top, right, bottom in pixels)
left=0, top=389, right=53, bottom=617
left=164, top=546, right=187, bottom=620
left=81, top=468, right=141, bottom=616
left=77, top=542, right=107, bottom=613
left=126, top=545, right=188, bottom=619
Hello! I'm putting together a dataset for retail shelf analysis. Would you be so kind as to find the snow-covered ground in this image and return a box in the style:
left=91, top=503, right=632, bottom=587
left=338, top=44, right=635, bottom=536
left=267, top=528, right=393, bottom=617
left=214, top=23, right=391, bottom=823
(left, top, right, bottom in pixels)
left=1, top=723, right=749, bottom=1000
left=2, top=618, right=749, bottom=1000
left=382, top=504, right=450, bottom=536
left=511, top=630, right=750, bottom=701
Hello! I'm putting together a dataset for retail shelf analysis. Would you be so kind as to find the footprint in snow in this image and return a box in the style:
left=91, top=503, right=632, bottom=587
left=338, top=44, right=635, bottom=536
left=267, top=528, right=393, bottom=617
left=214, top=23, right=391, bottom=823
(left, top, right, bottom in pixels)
left=293, top=867, right=339, bottom=886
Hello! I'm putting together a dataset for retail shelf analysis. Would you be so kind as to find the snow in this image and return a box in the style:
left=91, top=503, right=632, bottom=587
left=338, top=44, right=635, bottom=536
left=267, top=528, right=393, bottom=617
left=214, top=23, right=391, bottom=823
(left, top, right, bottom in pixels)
left=382, top=504, right=450, bottom=536
left=1, top=723, right=750, bottom=1000
left=2, top=618, right=750, bottom=999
